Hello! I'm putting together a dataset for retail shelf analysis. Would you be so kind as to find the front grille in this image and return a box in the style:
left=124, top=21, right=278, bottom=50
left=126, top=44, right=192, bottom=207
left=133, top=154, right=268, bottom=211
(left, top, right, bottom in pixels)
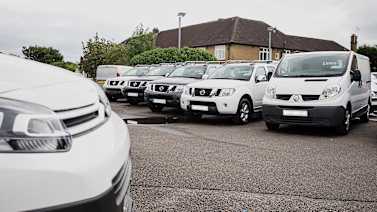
left=62, top=111, right=98, bottom=128
left=55, top=103, right=105, bottom=136
left=276, top=94, right=291, bottom=100
left=302, top=95, right=320, bottom=101
left=276, top=94, right=320, bottom=101
left=109, top=81, right=119, bottom=86
left=112, top=159, right=131, bottom=206
left=106, top=88, right=121, bottom=92
left=154, top=84, right=169, bottom=92
left=194, top=88, right=212, bottom=97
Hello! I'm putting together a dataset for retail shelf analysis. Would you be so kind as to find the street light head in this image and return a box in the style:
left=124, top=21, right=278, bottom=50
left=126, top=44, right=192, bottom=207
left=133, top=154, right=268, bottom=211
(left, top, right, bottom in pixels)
left=267, top=26, right=276, bottom=33
left=177, top=12, right=186, bottom=17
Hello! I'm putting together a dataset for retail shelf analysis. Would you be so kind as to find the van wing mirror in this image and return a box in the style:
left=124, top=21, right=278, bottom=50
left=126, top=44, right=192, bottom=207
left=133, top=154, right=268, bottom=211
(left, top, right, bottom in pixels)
left=267, top=72, right=273, bottom=81
left=256, top=74, right=267, bottom=83
left=202, top=74, right=209, bottom=80
left=351, top=70, right=361, bottom=82
left=165, top=73, right=170, bottom=77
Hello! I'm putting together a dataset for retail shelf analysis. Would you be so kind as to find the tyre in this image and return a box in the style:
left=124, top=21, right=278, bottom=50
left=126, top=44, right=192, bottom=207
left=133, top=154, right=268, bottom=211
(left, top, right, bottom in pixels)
left=234, top=98, right=252, bottom=124
left=149, top=104, right=164, bottom=112
left=265, top=122, right=280, bottom=130
left=336, top=108, right=351, bottom=135
left=359, top=103, right=370, bottom=123
left=128, top=99, right=139, bottom=105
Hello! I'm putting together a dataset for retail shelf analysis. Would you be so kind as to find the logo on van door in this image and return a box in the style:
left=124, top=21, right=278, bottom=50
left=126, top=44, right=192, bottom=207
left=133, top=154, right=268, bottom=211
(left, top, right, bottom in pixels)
left=289, top=94, right=303, bottom=103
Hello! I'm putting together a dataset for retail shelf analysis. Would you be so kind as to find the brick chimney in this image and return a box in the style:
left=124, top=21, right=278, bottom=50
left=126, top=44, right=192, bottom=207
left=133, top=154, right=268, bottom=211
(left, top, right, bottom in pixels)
left=351, top=34, right=358, bottom=51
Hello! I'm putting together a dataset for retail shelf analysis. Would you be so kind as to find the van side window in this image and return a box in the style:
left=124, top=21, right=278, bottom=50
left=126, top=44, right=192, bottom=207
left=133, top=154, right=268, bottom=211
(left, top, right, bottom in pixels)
left=351, top=55, right=358, bottom=71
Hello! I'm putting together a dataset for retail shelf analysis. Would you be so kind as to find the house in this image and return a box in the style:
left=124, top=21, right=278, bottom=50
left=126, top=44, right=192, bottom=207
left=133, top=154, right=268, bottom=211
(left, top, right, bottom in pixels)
left=155, top=17, right=348, bottom=60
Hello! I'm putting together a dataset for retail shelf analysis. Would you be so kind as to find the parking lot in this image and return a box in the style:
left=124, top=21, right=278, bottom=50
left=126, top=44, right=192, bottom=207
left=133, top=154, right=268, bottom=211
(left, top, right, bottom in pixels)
left=112, top=101, right=377, bottom=211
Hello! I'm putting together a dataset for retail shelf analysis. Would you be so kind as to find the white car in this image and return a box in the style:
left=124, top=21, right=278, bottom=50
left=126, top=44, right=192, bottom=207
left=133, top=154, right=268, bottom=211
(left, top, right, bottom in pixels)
left=96, top=65, right=133, bottom=85
left=371, top=73, right=377, bottom=112
left=181, top=62, right=275, bottom=124
left=263, top=51, right=371, bottom=134
left=0, top=53, right=132, bottom=211
left=103, top=66, right=150, bottom=101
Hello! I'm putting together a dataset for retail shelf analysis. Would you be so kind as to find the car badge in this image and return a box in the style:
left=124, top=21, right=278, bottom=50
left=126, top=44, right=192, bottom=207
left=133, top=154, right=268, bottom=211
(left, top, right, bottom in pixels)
left=199, top=89, right=206, bottom=96
left=290, top=94, right=302, bottom=102
left=159, top=86, right=164, bottom=91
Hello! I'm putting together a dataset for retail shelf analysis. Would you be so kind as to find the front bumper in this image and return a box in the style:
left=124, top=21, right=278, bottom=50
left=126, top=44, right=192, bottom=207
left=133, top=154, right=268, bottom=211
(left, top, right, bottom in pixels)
left=104, top=88, right=123, bottom=99
left=123, top=87, right=146, bottom=102
left=263, top=104, right=346, bottom=127
left=145, top=91, right=182, bottom=108
left=180, top=95, right=238, bottom=115
left=0, top=114, right=132, bottom=212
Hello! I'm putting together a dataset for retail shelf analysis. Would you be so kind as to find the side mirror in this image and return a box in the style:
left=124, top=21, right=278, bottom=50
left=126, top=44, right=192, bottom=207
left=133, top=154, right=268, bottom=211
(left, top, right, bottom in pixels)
left=256, top=75, right=267, bottom=83
left=267, top=72, right=273, bottom=81
left=165, top=73, right=170, bottom=77
left=202, top=74, right=209, bottom=80
left=351, top=70, right=362, bottom=82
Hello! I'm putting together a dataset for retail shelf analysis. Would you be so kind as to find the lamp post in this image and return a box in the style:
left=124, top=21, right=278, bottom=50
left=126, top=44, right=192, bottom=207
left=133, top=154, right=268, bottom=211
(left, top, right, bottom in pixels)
left=267, top=26, right=276, bottom=61
left=177, top=12, right=186, bottom=49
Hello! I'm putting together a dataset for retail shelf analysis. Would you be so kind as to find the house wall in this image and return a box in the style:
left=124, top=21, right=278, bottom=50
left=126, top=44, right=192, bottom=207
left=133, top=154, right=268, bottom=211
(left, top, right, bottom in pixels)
left=198, top=44, right=287, bottom=61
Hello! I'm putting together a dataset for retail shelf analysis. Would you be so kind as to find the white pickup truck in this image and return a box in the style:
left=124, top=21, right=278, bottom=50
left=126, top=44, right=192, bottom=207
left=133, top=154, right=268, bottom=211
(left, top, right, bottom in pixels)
left=181, top=62, right=275, bottom=124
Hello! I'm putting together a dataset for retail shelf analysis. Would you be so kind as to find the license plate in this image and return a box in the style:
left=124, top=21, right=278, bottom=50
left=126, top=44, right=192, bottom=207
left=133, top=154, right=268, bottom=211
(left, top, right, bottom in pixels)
left=127, top=92, right=138, bottom=97
left=152, top=99, right=166, bottom=104
left=191, top=105, right=209, bottom=111
left=283, top=110, right=308, bottom=117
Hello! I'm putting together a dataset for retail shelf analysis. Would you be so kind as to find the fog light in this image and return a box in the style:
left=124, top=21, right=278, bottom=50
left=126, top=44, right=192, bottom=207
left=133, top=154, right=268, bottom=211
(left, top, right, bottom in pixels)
left=224, top=103, right=228, bottom=107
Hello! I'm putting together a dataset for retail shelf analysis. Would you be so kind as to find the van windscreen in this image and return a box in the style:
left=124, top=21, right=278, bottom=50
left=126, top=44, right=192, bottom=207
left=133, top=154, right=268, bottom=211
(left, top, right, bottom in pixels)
left=275, top=53, right=350, bottom=78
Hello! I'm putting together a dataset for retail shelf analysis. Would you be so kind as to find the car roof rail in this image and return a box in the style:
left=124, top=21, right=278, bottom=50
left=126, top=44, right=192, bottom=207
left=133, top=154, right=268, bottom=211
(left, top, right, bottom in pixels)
left=206, top=61, right=226, bottom=65
left=226, top=60, right=255, bottom=64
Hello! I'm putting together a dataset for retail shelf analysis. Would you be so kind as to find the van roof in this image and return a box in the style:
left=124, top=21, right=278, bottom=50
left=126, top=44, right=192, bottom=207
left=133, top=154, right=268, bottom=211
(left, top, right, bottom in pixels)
left=97, top=65, right=133, bottom=68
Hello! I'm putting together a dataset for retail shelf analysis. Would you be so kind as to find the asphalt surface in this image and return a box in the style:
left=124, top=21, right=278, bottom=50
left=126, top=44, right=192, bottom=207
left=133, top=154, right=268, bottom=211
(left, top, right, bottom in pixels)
left=112, top=101, right=377, bottom=211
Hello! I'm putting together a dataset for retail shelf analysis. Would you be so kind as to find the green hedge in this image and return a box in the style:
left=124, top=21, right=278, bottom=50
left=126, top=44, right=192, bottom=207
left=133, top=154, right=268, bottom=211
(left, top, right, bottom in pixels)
left=130, top=48, right=216, bottom=65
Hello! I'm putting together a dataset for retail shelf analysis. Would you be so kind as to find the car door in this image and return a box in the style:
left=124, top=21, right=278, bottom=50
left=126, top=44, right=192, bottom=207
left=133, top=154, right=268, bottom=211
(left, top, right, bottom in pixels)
left=349, top=55, right=363, bottom=112
left=252, top=66, right=268, bottom=108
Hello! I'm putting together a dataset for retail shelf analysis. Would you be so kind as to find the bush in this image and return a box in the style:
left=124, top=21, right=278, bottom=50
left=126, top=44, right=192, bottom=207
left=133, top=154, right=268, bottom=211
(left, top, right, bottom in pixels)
left=130, top=48, right=216, bottom=65
left=51, top=61, right=78, bottom=72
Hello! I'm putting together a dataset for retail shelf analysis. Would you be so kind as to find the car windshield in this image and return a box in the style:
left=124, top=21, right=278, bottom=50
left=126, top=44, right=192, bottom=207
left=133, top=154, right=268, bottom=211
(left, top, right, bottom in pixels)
left=275, top=53, right=350, bottom=78
left=147, top=66, right=175, bottom=76
left=206, top=65, right=222, bottom=76
left=168, top=66, right=206, bottom=79
left=209, top=65, right=254, bottom=81
left=122, top=67, right=149, bottom=76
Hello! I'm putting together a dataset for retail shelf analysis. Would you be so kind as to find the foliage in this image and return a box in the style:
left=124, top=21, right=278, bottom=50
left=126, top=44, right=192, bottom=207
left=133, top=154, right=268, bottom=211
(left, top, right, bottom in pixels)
left=357, top=45, right=377, bottom=71
left=130, top=48, right=216, bottom=65
left=79, top=34, right=130, bottom=78
left=51, top=61, right=78, bottom=72
left=22, top=46, right=64, bottom=64
left=125, top=24, right=155, bottom=59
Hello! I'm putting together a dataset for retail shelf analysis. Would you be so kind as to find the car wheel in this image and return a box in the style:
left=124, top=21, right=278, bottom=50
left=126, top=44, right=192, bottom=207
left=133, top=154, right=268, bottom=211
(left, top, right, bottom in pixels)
left=128, top=99, right=139, bottom=105
left=265, top=122, right=280, bottom=130
left=234, top=98, right=252, bottom=124
left=336, top=108, right=351, bottom=135
left=149, top=104, right=164, bottom=112
left=359, top=103, right=370, bottom=123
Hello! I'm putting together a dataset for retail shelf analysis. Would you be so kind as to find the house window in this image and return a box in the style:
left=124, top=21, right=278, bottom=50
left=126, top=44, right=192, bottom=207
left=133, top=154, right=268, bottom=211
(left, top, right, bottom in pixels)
left=214, top=45, right=226, bottom=60
left=274, top=52, right=280, bottom=60
left=259, top=48, right=270, bottom=60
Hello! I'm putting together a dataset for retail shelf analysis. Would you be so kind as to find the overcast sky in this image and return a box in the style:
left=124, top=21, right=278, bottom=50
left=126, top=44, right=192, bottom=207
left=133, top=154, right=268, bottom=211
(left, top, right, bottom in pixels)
left=0, top=0, right=376, bottom=62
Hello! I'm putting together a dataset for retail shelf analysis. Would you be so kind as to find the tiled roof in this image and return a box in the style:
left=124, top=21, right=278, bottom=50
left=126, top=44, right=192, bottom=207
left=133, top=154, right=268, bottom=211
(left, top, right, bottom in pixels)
left=155, top=17, right=347, bottom=51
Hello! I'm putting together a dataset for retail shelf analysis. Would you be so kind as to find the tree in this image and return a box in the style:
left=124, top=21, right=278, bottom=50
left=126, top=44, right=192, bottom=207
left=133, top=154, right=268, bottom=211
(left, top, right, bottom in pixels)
left=79, top=34, right=130, bottom=78
left=357, top=45, right=377, bottom=71
left=125, top=24, right=156, bottom=59
left=130, top=48, right=216, bottom=65
left=22, top=46, right=64, bottom=64
left=51, top=61, right=78, bottom=72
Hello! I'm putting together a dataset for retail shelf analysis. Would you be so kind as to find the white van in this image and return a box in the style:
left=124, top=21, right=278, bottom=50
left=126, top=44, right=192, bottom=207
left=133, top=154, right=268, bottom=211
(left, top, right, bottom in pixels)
left=263, top=51, right=370, bottom=134
left=96, top=65, right=133, bottom=85
left=0, top=54, right=132, bottom=211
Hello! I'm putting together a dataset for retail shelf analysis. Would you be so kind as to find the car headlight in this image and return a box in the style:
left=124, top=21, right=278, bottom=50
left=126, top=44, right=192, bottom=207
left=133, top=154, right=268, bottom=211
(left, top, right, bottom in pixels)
left=94, top=83, right=112, bottom=117
left=146, top=83, right=153, bottom=91
left=319, top=85, right=342, bottom=100
left=219, top=88, right=236, bottom=97
left=265, top=86, right=276, bottom=99
left=0, top=98, right=72, bottom=153
left=183, top=86, right=190, bottom=95
left=175, top=85, right=184, bottom=92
